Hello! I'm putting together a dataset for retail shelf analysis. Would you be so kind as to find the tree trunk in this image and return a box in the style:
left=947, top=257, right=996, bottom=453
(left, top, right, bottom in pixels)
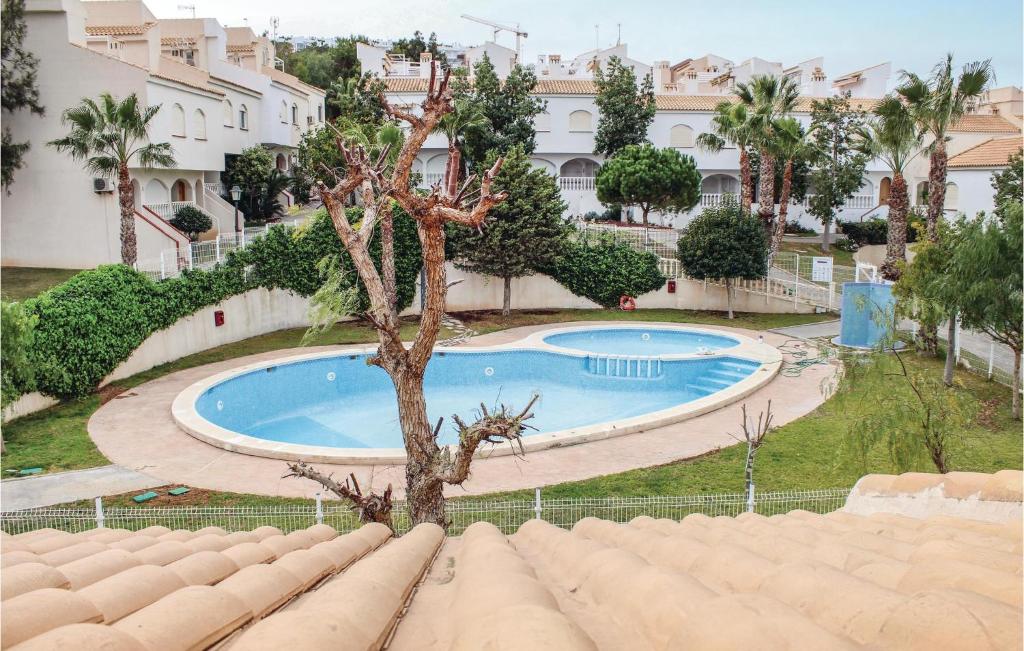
left=502, top=275, right=512, bottom=317
left=444, top=144, right=461, bottom=198
left=725, top=276, right=734, bottom=319
left=394, top=368, right=447, bottom=526
left=739, top=148, right=753, bottom=214
left=926, top=140, right=948, bottom=243
left=820, top=220, right=831, bottom=252
left=641, top=205, right=650, bottom=228
left=1013, top=349, right=1022, bottom=420
left=772, top=159, right=793, bottom=254
left=880, top=173, right=908, bottom=281
left=117, top=164, right=138, bottom=266
left=943, top=316, right=957, bottom=386
left=757, top=149, right=775, bottom=228
left=744, top=443, right=755, bottom=504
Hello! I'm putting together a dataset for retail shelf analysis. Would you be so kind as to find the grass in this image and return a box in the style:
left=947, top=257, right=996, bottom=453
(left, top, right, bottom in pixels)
left=1, top=267, right=83, bottom=301
left=1, top=308, right=834, bottom=477
left=779, top=241, right=856, bottom=267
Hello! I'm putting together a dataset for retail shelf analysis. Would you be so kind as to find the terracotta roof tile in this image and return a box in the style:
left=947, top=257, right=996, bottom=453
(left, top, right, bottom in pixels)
left=533, top=79, right=599, bottom=94
left=949, top=114, right=1021, bottom=133
left=948, top=137, right=1023, bottom=168
left=655, top=94, right=880, bottom=112
left=85, top=22, right=156, bottom=37
left=160, top=36, right=197, bottom=47
left=226, top=44, right=255, bottom=54
left=0, top=472, right=1020, bottom=649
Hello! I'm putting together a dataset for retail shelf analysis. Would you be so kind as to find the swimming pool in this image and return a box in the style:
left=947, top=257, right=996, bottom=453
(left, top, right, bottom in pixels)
left=173, top=325, right=782, bottom=463
left=543, top=327, right=739, bottom=356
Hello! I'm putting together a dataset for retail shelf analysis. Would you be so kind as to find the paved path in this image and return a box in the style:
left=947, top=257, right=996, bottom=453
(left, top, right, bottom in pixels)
left=770, top=320, right=840, bottom=340
left=87, top=322, right=839, bottom=500
left=1, top=465, right=163, bottom=511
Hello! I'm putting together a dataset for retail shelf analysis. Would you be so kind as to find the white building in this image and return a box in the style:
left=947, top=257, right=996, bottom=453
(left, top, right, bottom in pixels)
left=367, top=41, right=1021, bottom=230
left=1, top=0, right=326, bottom=270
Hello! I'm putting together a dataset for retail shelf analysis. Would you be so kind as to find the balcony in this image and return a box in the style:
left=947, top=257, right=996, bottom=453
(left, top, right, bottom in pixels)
left=145, top=201, right=202, bottom=221
left=700, top=193, right=737, bottom=207
left=802, top=194, right=875, bottom=210
left=559, top=176, right=596, bottom=192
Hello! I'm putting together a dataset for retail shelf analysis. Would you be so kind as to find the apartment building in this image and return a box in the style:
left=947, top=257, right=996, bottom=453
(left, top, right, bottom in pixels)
left=1, top=0, right=326, bottom=269
left=367, top=42, right=1021, bottom=229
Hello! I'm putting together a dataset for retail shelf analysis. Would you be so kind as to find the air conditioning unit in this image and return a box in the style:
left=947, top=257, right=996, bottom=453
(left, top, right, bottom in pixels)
left=93, top=178, right=115, bottom=193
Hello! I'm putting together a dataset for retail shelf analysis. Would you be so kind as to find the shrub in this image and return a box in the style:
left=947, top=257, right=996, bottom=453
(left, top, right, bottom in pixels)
left=540, top=237, right=666, bottom=308
left=784, top=221, right=816, bottom=235
left=169, top=204, right=213, bottom=241
left=22, top=209, right=421, bottom=400
left=1, top=301, right=38, bottom=407
left=839, top=216, right=921, bottom=246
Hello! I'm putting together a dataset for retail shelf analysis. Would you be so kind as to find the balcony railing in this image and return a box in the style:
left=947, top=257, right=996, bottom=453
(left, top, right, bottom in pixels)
left=559, top=176, right=596, bottom=191
left=700, top=192, right=737, bottom=207
left=145, top=201, right=200, bottom=220
left=204, top=182, right=226, bottom=196
left=802, top=194, right=874, bottom=209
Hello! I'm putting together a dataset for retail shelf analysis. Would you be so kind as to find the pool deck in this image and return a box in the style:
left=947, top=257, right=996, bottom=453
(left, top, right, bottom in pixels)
left=88, top=322, right=840, bottom=500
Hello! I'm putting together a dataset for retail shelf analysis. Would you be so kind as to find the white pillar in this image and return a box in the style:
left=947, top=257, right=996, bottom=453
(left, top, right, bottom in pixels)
left=534, top=488, right=542, bottom=520
left=94, top=497, right=105, bottom=529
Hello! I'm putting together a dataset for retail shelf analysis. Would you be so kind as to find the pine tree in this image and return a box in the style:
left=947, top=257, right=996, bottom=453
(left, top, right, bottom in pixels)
left=460, top=54, right=545, bottom=168
left=1, top=0, right=44, bottom=189
left=449, top=146, right=569, bottom=315
left=593, top=56, right=655, bottom=157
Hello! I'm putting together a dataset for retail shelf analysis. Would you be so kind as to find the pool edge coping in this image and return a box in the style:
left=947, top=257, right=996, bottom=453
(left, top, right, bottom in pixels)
left=171, top=324, right=783, bottom=465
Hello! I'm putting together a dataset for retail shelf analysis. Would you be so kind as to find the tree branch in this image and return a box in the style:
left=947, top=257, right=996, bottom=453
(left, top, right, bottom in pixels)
left=284, top=462, right=394, bottom=530
left=436, top=395, right=539, bottom=485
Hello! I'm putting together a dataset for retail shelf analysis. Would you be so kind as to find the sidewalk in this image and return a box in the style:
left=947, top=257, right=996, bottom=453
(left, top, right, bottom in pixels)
left=1, top=465, right=163, bottom=511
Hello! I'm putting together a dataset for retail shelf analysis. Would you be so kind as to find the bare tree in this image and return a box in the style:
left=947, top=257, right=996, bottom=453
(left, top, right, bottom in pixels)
left=285, top=463, right=395, bottom=529
left=731, top=401, right=775, bottom=511
left=292, top=64, right=538, bottom=528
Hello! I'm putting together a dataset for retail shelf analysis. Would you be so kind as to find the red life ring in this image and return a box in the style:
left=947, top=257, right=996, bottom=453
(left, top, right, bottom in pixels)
left=619, top=295, right=637, bottom=311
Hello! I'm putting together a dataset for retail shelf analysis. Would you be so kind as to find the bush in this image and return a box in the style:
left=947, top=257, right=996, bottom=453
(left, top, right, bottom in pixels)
left=540, top=237, right=665, bottom=308
left=1, top=301, right=37, bottom=407
left=833, top=237, right=859, bottom=253
left=169, top=205, right=213, bottom=241
left=22, top=209, right=421, bottom=400
left=784, top=222, right=817, bottom=235
left=839, top=216, right=921, bottom=246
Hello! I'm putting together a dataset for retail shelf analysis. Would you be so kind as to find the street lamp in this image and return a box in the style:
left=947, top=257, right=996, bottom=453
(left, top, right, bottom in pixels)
left=230, top=185, right=242, bottom=236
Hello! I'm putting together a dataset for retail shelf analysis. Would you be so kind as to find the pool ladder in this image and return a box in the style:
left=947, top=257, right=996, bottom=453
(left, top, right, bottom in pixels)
left=586, top=354, right=664, bottom=379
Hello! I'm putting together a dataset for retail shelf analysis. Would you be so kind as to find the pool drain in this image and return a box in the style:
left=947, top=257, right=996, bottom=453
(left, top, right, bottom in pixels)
left=484, top=367, right=494, bottom=376
left=326, top=372, right=336, bottom=382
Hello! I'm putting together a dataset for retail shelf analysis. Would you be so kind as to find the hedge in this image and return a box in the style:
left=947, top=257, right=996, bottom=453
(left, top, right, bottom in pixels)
left=839, top=215, right=922, bottom=246
left=540, top=238, right=666, bottom=308
left=19, top=209, right=421, bottom=399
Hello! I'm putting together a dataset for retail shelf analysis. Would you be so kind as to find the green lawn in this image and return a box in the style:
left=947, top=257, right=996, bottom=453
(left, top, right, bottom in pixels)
left=1, top=308, right=834, bottom=477
left=1, top=267, right=83, bottom=301
left=779, top=241, right=856, bottom=267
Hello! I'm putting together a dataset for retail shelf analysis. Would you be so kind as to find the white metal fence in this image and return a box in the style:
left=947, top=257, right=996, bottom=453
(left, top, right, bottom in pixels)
left=136, top=216, right=311, bottom=281
left=0, top=489, right=851, bottom=536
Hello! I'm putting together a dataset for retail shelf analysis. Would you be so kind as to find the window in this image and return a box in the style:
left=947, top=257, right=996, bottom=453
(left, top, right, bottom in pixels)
left=670, top=124, right=694, bottom=148
left=192, top=109, right=206, bottom=140
left=291, top=103, right=298, bottom=125
left=944, top=182, right=959, bottom=210
left=280, top=100, right=288, bottom=123
left=171, top=103, right=186, bottom=137
left=239, top=104, right=249, bottom=130
left=317, top=104, right=323, bottom=123
left=534, top=112, right=551, bottom=132
left=568, top=110, right=592, bottom=132
left=223, top=100, right=234, bottom=127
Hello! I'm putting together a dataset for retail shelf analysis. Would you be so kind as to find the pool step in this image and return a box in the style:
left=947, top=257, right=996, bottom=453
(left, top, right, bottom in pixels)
left=684, top=383, right=717, bottom=397
left=586, top=354, right=664, bottom=379
left=718, top=361, right=757, bottom=373
left=706, top=368, right=749, bottom=382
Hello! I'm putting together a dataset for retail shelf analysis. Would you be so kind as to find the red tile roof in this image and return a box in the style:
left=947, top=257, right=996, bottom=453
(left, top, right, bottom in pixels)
left=949, top=137, right=1023, bottom=168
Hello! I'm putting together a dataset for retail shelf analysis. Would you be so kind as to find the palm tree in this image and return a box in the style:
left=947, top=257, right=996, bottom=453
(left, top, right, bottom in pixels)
left=697, top=102, right=753, bottom=212
left=769, top=117, right=815, bottom=254
left=432, top=98, right=489, bottom=195
left=854, top=96, right=923, bottom=281
left=736, top=75, right=800, bottom=229
left=49, top=92, right=174, bottom=266
left=897, top=54, right=994, bottom=243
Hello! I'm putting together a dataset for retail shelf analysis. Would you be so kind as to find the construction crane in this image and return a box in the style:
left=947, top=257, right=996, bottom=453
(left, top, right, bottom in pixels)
left=460, top=14, right=527, bottom=61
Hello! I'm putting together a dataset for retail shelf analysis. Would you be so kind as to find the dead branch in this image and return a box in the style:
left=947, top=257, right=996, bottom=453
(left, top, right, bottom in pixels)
left=284, top=462, right=394, bottom=531
left=437, top=395, right=539, bottom=485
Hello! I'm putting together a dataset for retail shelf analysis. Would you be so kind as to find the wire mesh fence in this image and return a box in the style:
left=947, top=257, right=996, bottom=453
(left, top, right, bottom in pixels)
left=0, top=489, right=851, bottom=537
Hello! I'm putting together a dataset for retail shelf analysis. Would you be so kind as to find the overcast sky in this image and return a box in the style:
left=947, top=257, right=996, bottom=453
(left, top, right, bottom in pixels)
left=145, top=0, right=1024, bottom=86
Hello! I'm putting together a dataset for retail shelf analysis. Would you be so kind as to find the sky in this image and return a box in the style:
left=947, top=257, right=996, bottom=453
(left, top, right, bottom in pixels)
left=145, top=0, right=1024, bottom=87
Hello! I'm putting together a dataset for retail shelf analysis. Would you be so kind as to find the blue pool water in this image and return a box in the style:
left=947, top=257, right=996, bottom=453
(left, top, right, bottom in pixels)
left=544, top=327, right=739, bottom=356
left=195, top=350, right=760, bottom=449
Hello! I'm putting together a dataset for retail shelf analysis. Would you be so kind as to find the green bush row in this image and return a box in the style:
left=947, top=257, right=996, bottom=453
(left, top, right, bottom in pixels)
left=16, top=209, right=421, bottom=400
left=540, top=237, right=666, bottom=308
left=839, top=214, right=923, bottom=246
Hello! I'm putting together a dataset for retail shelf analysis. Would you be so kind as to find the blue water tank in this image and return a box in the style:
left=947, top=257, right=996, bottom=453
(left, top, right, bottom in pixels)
left=838, top=282, right=896, bottom=349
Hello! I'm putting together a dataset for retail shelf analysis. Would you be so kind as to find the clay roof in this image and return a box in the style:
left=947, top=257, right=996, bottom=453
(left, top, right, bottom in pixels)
left=264, top=66, right=325, bottom=95
left=533, top=79, right=599, bottom=95
left=85, top=23, right=156, bottom=37
left=949, top=114, right=1021, bottom=133
left=2, top=470, right=1020, bottom=649
left=160, top=37, right=197, bottom=47
left=655, top=95, right=880, bottom=112
left=226, top=44, right=255, bottom=54
left=949, top=137, right=1023, bottom=168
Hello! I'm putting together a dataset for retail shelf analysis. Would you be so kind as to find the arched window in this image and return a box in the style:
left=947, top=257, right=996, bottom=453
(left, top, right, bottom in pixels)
left=534, top=112, right=551, bottom=132
left=280, top=100, right=288, bottom=123
left=291, top=103, right=298, bottom=125
left=192, top=109, right=206, bottom=140
left=239, top=104, right=249, bottom=130
left=171, top=103, right=186, bottom=137
left=223, top=100, right=234, bottom=127
left=559, top=158, right=600, bottom=177
left=915, top=181, right=929, bottom=206
left=879, top=177, right=892, bottom=205
left=669, top=124, right=694, bottom=148
left=568, top=110, right=592, bottom=132
left=944, top=182, right=959, bottom=210
left=144, top=178, right=169, bottom=203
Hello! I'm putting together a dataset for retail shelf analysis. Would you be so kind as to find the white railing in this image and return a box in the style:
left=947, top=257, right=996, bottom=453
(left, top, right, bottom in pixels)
left=700, top=192, right=737, bottom=207
left=136, top=216, right=310, bottom=281
left=559, top=176, right=596, bottom=192
left=145, top=201, right=200, bottom=220
left=421, top=172, right=444, bottom=188
left=802, top=194, right=874, bottom=210
left=0, top=489, right=852, bottom=536
left=204, top=182, right=226, bottom=196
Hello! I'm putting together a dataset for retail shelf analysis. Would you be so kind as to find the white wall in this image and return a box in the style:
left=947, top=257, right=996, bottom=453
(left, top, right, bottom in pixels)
left=947, top=168, right=999, bottom=217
